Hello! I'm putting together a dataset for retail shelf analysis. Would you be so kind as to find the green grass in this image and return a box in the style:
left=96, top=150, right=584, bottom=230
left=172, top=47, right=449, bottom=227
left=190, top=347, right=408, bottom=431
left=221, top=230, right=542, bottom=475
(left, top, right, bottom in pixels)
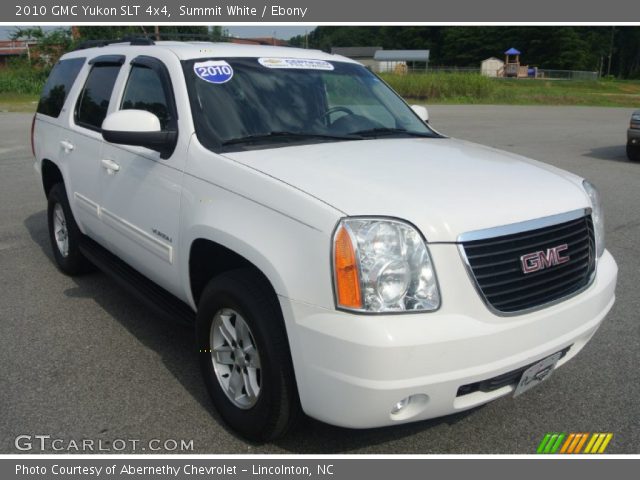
left=380, top=72, right=498, bottom=102
left=0, top=93, right=39, bottom=112
left=380, top=72, right=640, bottom=107
left=0, top=65, right=49, bottom=95
left=0, top=64, right=49, bottom=112
left=1, top=69, right=639, bottom=112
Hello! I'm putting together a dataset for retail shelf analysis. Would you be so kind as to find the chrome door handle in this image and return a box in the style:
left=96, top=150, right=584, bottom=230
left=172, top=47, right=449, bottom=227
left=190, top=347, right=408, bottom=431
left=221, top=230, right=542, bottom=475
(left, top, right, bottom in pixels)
left=60, top=140, right=74, bottom=153
left=101, top=158, right=120, bottom=174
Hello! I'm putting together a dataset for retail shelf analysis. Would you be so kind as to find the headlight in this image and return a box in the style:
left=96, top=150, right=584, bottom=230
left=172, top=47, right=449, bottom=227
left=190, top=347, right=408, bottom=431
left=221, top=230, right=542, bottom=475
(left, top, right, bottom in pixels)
left=582, top=180, right=605, bottom=258
left=332, top=218, right=440, bottom=313
left=631, top=114, right=640, bottom=129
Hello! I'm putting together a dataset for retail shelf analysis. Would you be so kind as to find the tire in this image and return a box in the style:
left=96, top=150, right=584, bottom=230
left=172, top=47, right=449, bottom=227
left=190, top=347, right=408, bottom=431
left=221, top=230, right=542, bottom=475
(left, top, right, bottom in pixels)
left=627, top=142, right=640, bottom=162
left=196, top=269, right=301, bottom=441
left=47, top=183, right=94, bottom=275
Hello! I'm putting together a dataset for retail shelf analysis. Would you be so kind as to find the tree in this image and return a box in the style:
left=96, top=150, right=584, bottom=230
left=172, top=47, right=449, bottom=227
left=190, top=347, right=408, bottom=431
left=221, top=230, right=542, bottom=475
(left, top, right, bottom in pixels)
left=74, top=26, right=210, bottom=42
left=10, top=27, right=72, bottom=67
left=294, top=26, right=640, bottom=77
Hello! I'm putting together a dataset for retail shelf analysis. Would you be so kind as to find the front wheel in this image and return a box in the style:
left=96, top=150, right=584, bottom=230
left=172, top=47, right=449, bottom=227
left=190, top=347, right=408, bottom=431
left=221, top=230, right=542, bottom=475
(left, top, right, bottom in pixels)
left=196, top=269, right=301, bottom=441
left=627, top=142, right=640, bottom=162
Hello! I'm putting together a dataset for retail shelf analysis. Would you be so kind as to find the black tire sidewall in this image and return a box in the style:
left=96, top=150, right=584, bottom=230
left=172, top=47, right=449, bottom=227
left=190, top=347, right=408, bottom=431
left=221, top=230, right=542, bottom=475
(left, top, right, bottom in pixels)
left=47, top=183, right=89, bottom=274
left=627, top=143, right=640, bottom=162
left=196, top=274, right=295, bottom=441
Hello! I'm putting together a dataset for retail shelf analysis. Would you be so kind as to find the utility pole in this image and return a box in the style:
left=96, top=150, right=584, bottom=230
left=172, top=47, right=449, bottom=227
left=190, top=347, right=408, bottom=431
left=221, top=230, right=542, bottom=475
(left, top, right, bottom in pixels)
left=598, top=55, right=603, bottom=78
left=154, top=25, right=161, bottom=41
left=606, top=26, right=615, bottom=77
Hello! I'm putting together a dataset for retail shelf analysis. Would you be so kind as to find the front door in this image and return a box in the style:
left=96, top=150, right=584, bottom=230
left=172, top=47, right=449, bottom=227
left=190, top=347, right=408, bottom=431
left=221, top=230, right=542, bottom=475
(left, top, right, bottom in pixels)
left=99, top=53, right=185, bottom=297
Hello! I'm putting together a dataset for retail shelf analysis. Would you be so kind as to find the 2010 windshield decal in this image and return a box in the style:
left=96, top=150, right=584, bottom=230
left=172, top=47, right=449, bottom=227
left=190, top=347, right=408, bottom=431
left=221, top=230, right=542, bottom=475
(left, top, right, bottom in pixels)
left=258, top=57, right=335, bottom=71
left=194, top=60, right=234, bottom=84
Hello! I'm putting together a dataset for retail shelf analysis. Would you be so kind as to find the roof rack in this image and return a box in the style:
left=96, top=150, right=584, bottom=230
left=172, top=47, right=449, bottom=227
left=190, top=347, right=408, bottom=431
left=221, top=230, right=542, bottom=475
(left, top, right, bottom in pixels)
left=73, top=37, right=155, bottom=51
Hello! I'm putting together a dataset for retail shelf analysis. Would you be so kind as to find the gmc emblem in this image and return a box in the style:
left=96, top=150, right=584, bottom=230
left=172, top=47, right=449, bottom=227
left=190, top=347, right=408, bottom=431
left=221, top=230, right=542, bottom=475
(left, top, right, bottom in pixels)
left=520, top=244, right=570, bottom=274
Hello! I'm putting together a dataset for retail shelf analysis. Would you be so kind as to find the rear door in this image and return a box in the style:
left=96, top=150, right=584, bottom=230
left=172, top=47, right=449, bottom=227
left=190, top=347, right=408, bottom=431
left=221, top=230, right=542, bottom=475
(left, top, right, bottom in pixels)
left=99, top=52, right=187, bottom=296
left=65, top=55, right=125, bottom=239
left=33, top=56, right=86, bottom=169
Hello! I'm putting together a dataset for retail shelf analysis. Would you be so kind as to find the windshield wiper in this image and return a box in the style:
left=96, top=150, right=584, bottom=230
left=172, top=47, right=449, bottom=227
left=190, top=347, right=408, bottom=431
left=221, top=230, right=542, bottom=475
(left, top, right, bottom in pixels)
left=349, top=127, right=431, bottom=138
left=222, top=131, right=361, bottom=146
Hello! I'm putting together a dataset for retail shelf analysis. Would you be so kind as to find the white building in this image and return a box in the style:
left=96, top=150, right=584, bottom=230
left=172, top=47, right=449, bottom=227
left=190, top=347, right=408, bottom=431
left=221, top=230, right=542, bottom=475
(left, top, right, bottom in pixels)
left=481, top=57, right=504, bottom=77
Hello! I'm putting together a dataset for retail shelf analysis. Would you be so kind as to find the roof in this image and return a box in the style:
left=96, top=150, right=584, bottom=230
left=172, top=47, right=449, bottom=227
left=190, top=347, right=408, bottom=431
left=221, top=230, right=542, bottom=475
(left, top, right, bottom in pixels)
left=374, top=50, right=430, bottom=62
left=505, top=48, right=521, bottom=55
left=331, top=47, right=382, bottom=58
left=62, top=41, right=358, bottom=64
left=0, top=39, right=32, bottom=56
left=0, top=49, right=24, bottom=56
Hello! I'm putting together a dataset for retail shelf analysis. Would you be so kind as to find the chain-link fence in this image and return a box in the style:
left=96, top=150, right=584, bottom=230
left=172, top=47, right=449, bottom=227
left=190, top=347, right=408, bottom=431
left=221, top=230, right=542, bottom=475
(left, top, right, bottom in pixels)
left=403, top=67, right=599, bottom=80
left=536, top=69, right=599, bottom=81
left=427, top=66, right=481, bottom=74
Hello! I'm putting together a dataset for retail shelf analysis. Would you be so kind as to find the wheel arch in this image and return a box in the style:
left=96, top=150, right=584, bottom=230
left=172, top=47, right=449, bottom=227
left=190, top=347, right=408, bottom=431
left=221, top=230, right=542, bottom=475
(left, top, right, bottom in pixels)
left=41, top=158, right=64, bottom=197
left=187, top=236, right=285, bottom=309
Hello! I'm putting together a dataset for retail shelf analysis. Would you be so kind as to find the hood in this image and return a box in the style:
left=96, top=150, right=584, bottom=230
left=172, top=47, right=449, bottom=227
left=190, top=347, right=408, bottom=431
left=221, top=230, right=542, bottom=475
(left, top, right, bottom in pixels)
left=223, top=138, right=589, bottom=242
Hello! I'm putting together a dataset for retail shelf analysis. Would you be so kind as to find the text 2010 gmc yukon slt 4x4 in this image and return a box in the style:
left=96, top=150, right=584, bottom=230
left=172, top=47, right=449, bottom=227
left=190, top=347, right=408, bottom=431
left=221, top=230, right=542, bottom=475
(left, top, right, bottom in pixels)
left=32, top=40, right=617, bottom=441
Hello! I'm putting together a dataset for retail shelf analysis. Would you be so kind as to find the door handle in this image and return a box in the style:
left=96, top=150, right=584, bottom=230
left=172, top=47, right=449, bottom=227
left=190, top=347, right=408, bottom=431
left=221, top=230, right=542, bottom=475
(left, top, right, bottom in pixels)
left=101, top=158, right=120, bottom=174
left=60, top=140, right=74, bottom=153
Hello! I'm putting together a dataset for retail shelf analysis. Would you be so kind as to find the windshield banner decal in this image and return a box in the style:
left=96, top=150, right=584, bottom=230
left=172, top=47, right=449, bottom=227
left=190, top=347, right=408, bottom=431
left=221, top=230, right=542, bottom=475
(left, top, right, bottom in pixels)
left=258, top=58, right=335, bottom=71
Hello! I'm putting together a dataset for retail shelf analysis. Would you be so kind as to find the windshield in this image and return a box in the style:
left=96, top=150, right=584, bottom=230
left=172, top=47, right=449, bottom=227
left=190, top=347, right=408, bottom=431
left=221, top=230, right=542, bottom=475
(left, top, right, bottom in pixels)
left=183, top=57, right=439, bottom=151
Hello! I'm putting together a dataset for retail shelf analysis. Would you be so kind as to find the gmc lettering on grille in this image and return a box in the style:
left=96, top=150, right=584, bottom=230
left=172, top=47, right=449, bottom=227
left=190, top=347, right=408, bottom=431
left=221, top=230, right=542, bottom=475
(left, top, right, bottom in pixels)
left=520, top=244, right=570, bottom=274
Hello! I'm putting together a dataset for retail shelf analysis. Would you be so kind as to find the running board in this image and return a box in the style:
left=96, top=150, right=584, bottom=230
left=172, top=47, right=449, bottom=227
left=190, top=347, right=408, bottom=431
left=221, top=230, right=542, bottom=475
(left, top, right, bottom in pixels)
left=79, top=237, right=196, bottom=325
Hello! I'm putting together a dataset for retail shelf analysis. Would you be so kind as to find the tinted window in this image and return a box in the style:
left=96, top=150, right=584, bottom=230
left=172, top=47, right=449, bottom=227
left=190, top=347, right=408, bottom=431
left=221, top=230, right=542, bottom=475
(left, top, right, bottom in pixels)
left=121, top=65, right=172, bottom=129
left=184, top=58, right=437, bottom=152
left=37, top=57, right=85, bottom=117
left=75, top=64, right=121, bottom=130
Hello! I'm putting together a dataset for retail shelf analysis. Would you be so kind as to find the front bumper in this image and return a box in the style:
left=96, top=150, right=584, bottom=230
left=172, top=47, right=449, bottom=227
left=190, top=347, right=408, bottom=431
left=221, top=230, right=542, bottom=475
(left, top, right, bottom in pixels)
left=280, top=247, right=617, bottom=429
left=628, top=127, right=640, bottom=145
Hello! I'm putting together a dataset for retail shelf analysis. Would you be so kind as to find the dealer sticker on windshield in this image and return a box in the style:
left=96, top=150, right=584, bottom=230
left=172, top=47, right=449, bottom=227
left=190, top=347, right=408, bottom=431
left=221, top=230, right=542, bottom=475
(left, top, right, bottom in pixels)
left=194, top=60, right=234, bottom=84
left=258, top=57, right=335, bottom=71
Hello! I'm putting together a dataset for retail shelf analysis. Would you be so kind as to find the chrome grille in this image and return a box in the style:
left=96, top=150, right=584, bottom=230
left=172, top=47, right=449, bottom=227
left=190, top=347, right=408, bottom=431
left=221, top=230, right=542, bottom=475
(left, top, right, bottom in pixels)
left=460, top=213, right=596, bottom=314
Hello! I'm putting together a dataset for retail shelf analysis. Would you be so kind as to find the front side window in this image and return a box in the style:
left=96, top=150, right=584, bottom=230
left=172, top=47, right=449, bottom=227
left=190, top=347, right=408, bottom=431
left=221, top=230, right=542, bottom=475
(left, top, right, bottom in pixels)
left=74, top=64, right=121, bottom=131
left=121, top=64, right=173, bottom=130
left=184, top=57, right=439, bottom=152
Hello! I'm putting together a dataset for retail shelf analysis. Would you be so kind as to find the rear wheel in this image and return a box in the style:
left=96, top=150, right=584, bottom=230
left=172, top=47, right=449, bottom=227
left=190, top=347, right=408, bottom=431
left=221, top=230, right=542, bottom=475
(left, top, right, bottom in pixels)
left=196, top=269, right=300, bottom=441
left=627, top=142, right=640, bottom=162
left=47, top=183, right=93, bottom=275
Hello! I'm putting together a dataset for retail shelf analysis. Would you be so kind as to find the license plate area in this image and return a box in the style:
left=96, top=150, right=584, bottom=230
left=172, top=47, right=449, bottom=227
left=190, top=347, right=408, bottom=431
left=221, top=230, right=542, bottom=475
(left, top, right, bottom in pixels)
left=513, top=351, right=563, bottom=397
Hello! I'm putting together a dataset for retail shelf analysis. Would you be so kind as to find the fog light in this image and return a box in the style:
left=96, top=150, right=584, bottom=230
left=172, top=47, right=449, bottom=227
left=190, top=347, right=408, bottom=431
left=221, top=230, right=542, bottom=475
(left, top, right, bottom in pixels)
left=391, top=397, right=410, bottom=415
left=390, top=394, right=430, bottom=420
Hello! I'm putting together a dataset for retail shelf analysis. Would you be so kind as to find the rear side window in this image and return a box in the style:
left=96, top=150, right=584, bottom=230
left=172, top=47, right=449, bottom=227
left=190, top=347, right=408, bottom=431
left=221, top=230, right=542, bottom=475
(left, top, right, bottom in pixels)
left=37, top=57, right=85, bottom=118
left=121, top=65, right=172, bottom=129
left=74, top=64, right=121, bottom=131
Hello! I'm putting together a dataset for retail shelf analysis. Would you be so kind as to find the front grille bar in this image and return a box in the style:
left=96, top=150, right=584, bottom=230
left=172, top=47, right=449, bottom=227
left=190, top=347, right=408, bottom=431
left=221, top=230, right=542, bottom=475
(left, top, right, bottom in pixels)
left=457, top=209, right=596, bottom=315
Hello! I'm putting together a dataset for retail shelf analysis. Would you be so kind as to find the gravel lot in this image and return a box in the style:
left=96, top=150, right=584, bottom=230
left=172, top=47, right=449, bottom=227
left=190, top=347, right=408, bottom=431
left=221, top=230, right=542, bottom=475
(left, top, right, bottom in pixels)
left=0, top=106, right=638, bottom=454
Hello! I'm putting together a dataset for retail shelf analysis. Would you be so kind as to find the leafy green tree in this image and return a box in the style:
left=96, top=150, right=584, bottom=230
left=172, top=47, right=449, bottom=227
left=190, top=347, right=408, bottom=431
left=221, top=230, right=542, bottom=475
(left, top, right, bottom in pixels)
left=75, top=26, right=210, bottom=42
left=297, top=26, right=640, bottom=78
left=10, top=27, right=72, bottom=67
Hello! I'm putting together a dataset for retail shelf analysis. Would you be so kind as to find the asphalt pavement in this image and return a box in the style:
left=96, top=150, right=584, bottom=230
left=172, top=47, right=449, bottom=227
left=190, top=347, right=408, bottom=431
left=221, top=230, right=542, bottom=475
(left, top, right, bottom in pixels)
left=0, top=106, right=638, bottom=454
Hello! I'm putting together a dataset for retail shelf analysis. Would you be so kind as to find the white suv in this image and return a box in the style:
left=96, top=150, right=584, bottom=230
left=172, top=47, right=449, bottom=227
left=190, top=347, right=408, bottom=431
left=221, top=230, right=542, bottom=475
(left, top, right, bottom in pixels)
left=33, top=40, right=618, bottom=441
